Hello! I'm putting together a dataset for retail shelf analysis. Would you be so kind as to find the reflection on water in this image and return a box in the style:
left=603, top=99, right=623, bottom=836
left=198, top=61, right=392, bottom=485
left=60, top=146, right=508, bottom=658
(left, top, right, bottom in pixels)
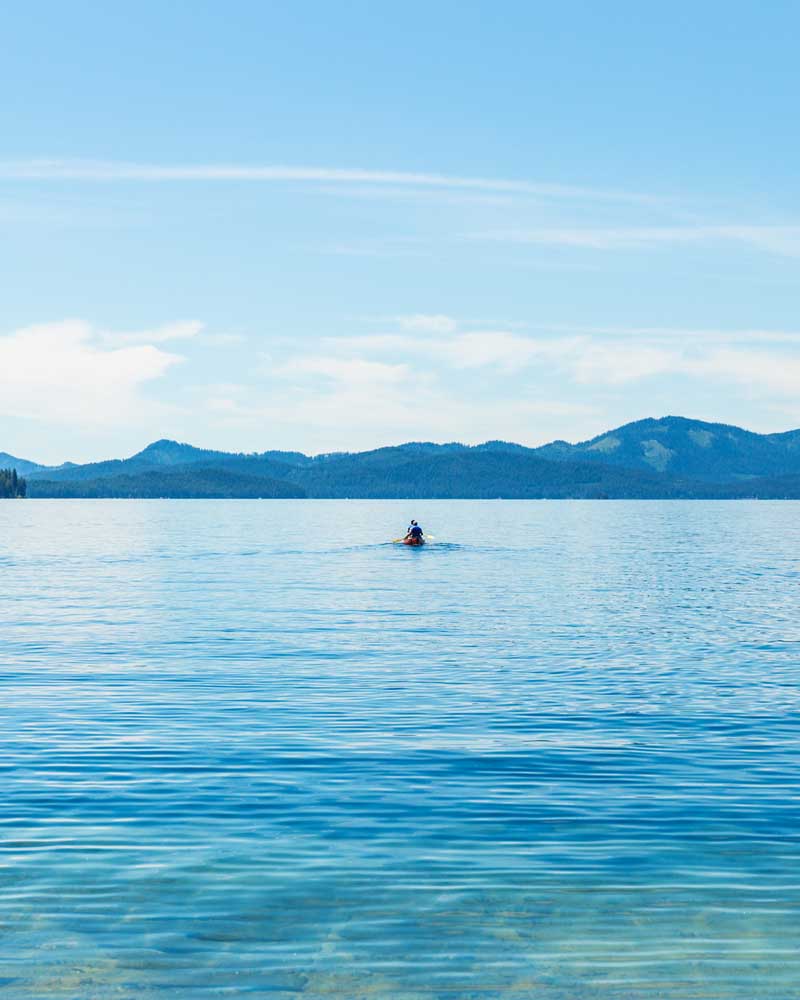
left=1, top=499, right=799, bottom=998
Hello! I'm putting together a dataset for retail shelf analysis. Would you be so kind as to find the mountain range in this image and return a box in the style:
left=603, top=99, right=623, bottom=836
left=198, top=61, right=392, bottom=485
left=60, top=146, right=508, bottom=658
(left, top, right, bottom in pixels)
left=6, top=416, right=800, bottom=499
left=0, top=451, right=48, bottom=477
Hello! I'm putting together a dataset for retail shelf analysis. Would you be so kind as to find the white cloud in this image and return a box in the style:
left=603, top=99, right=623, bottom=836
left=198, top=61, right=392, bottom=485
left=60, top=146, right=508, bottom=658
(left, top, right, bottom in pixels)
left=474, top=225, right=800, bottom=256
left=432, top=332, right=574, bottom=371
left=692, top=349, right=800, bottom=395
left=319, top=236, right=431, bottom=258
left=329, top=334, right=408, bottom=354
left=0, top=320, right=183, bottom=426
left=234, top=330, right=600, bottom=450
left=328, top=329, right=577, bottom=372
left=729, top=227, right=800, bottom=256
left=396, top=314, right=458, bottom=334
left=207, top=396, right=241, bottom=413
left=557, top=340, right=800, bottom=394
left=571, top=344, right=679, bottom=384
left=311, top=321, right=800, bottom=399
left=100, top=320, right=203, bottom=345
left=6, top=312, right=798, bottom=460
left=308, top=184, right=518, bottom=207
left=209, top=357, right=596, bottom=451
left=0, top=159, right=654, bottom=204
left=275, top=356, right=411, bottom=385
left=536, top=323, right=800, bottom=345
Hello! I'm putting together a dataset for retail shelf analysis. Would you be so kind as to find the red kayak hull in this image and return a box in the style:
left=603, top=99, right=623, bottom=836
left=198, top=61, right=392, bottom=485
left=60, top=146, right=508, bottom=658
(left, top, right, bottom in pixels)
left=403, top=538, right=425, bottom=546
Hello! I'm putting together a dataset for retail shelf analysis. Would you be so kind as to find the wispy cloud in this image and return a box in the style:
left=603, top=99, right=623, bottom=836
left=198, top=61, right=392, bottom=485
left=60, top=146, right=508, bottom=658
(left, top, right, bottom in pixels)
left=535, top=323, right=800, bottom=345
left=319, top=315, right=800, bottom=397
left=275, top=355, right=411, bottom=385
left=308, top=184, right=519, bottom=207
left=100, top=320, right=203, bottom=345
left=319, top=236, right=432, bottom=258
left=473, top=225, right=800, bottom=256
left=0, top=159, right=655, bottom=204
left=396, top=314, right=458, bottom=334
left=214, top=355, right=596, bottom=451
left=572, top=343, right=800, bottom=396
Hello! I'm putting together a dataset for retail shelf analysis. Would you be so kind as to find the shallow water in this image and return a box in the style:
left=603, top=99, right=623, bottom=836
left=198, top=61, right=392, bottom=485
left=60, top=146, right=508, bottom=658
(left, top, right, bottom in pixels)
left=1, top=499, right=799, bottom=998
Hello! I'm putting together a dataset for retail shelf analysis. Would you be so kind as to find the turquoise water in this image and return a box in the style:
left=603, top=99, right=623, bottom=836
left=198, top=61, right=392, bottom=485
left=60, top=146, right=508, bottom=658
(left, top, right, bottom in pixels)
left=1, top=499, right=799, bottom=999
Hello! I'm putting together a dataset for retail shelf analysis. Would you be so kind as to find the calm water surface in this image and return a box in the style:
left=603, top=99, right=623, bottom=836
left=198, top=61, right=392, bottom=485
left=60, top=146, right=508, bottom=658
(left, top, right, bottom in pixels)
left=1, top=500, right=799, bottom=998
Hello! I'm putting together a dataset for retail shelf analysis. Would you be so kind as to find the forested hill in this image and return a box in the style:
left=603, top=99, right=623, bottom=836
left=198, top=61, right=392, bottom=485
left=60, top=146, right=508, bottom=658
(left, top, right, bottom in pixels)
left=14, top=416, right=800, bottom=498
left=0, top=469, right=26, bottom=498
left=21, top=439, right=307, bottom=485
left=31, top=466, right=306, bottom=500
left=536, top=416, right=800, bottom=480
left=0, top=452, right=44, bottom=476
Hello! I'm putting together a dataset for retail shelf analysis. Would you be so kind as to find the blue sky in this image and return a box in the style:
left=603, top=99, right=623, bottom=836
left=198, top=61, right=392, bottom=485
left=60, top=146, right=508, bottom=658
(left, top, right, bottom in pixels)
left=2, top=0, right=799, bottom=463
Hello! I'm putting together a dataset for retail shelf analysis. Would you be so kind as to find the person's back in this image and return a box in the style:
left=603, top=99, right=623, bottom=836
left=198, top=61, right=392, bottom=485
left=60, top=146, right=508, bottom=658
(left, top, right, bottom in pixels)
left=407, top=521, right=423, bottom=540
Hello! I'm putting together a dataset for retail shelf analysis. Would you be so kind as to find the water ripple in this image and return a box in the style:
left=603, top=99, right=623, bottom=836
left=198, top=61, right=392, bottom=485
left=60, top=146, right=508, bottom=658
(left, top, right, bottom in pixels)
left=0, top=499, right=798, bottom=997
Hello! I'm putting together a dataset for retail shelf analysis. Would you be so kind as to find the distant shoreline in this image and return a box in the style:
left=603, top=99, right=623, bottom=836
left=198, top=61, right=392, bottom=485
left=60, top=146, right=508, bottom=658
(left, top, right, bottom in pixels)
left=17, top=495, right=800, bottom=502
left=9, top=415, right=800, bottom=501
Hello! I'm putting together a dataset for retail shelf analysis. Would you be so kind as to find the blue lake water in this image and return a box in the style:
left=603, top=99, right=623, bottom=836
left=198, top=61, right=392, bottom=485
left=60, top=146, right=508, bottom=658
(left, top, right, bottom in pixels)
left=1, top=499, right=799, bottom=998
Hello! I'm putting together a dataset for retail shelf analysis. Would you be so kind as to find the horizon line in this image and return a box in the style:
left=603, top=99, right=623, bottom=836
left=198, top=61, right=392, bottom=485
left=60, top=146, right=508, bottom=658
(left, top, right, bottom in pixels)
left=5, top=413, right=797, bottom=469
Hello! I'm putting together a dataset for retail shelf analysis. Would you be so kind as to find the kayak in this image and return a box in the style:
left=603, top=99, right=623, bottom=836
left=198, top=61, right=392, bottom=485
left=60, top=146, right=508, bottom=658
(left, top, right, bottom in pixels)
left=403, top=537, right=425, bottom=546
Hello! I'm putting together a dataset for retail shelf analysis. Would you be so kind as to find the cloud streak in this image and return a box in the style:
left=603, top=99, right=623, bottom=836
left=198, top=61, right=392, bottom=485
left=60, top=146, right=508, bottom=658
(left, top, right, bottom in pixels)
left=0, top=159, right=656, bottom=204
left=100, top=320, right=204, bottom=345
left=396, top=314, right=458, bottom=334
left=534, top=323, right=800, bottom=345
left=474, top=225, right=800, bottom=256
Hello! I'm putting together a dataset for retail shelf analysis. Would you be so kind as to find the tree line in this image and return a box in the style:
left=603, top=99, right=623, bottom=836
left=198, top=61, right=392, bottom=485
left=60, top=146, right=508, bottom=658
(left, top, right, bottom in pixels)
left=0, top=469, right=26, bottom=498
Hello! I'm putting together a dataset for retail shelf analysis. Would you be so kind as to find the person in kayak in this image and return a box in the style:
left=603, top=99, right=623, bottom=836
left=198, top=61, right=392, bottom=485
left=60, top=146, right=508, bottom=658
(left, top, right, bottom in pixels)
left=405, top=520, right=424, bottom=542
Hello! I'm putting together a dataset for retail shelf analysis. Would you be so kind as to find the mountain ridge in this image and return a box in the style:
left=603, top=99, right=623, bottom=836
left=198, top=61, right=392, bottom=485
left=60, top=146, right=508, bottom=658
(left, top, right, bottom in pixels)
left=0, top=452, right=46, bottom=476
left=536, top=416, right=800, bottom=480
left=10, top=416, right=800, bottom=499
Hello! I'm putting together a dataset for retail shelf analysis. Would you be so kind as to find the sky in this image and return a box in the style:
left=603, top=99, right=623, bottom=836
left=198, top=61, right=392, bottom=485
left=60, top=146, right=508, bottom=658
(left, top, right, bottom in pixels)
left=2, top=0, right=799, bottom=464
